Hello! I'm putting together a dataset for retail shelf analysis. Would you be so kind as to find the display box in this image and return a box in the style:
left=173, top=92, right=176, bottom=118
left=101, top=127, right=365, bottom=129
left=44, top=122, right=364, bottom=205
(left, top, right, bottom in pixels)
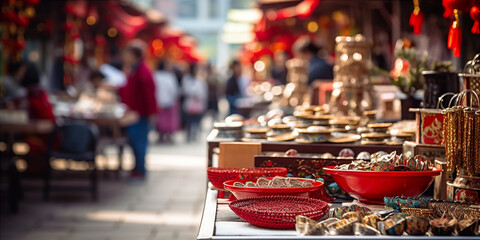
left=254, top=155, right=353, bottom=184
left=410, top=108, right=444, bottom=145
left=403, top=141, right=445, bottom=161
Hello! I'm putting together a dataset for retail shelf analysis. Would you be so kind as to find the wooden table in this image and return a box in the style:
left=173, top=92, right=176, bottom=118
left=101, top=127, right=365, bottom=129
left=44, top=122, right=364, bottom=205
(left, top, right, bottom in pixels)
left=197, top=187, right=479, bottom=240
left=0, top=120, right=54, bottom=213
left=207, top=140, right=403, bottom=167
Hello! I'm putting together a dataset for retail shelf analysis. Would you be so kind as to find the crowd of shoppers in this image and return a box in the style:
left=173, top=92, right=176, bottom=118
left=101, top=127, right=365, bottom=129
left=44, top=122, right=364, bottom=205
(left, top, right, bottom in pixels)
left=1, top=37, right=333, bottom=180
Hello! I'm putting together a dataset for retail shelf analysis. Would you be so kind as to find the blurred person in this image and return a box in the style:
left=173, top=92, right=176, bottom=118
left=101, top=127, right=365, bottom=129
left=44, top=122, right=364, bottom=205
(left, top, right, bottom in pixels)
left=270, top=51, right=289, bottom=85
left=206, top=62, right=220, bottom=119
left=182, top=63, right=207, bottom=142
left=99, top=63, right=127, bottom=88
left=153, top=60, right=180, bottom=143
left=78, top=70, right=118, bottom=104
left=225, top=60, right=243, bottom=115
left=83, top=70, right=106, bottom=97
left=294, top=38, right=334, bottom=84
left=19, top=63, right=56, bottom=122
left=1, top=60, right=27, bottom=107
left=118, top=45, right=158, bottom=180
left=17, top=62, right=56, bottom=176
left=75, top=56, right=93, bottom=92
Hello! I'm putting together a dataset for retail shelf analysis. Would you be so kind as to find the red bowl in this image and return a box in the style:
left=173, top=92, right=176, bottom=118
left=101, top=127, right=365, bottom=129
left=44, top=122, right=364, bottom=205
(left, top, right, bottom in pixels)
left=323, top=166, right=442, bottom=204
left=223, top=177, right=323, bottom=200
left=207, top=167, right=288, bottom=189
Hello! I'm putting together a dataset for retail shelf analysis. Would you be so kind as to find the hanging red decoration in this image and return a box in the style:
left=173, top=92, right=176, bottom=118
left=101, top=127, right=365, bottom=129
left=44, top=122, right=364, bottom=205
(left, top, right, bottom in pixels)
left=2, top=10, right=18, bottom=23
left=471, top=5, right=480, bottom=34
left=63, top=22, right=74, bottom=31
left=94, top=35, right=106, bottom=46
left=409, top=0, right=424, bottom=34
left=442, top=0, right=474, bottom=57
left=448, top=12, right=462, bottom=57
left=16, top=16, right=30, bottom=27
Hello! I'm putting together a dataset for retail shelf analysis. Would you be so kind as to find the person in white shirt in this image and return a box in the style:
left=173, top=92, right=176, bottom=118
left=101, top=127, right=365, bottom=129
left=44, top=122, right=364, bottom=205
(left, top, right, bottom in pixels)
left=153, top=60, right=180, bottom=143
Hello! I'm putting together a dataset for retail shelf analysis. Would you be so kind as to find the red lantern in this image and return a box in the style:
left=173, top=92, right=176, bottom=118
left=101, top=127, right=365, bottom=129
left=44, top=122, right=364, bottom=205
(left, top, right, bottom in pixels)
left=471, top=6, right=480, bottom=34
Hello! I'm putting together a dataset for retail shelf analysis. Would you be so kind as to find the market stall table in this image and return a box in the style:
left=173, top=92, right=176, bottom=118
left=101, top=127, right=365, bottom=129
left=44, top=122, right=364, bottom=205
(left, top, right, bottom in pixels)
left=207, top=140, right=403, bottom=167
left=197, top=187, right=479, bottom=240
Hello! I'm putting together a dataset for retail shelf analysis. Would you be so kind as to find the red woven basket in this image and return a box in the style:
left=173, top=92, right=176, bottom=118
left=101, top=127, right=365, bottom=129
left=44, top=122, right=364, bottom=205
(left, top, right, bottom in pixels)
left=229, top=195, right=330, bottom=229
left=207, top=167, right=288, bottom=189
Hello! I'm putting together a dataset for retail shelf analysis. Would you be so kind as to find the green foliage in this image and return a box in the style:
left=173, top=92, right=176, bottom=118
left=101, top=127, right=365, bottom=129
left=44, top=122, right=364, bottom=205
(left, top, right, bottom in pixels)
left=373, top=48, right=453, bottom=96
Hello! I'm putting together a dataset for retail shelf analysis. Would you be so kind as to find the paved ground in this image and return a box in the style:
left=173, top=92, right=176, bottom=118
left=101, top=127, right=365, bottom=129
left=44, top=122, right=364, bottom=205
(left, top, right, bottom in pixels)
left=0, top=132, right=207, bottom=240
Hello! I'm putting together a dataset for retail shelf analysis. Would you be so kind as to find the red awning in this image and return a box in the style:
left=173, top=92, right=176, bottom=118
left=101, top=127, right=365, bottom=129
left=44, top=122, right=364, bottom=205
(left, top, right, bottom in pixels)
left=103, top=1, right=148, bottom=39
left=275, top=0, right=320, bottom=20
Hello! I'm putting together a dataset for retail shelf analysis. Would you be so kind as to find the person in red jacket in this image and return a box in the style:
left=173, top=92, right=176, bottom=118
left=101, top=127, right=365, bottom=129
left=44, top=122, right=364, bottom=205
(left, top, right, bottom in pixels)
left=119, top=45, right=158, bottom=179
left=18, top=62, right=56, bottom=176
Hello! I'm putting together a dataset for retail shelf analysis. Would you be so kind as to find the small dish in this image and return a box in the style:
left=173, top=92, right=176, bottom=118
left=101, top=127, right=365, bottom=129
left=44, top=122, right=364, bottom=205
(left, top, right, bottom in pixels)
left=329, top=133, right=361, bottom=143
left=245, top=128, right=268, bottom=139
left=295, top=126, right=331, bottom=143
left=367, top=123, right=392, bottom=133
left=267, top=124, right=291, bottom=137
left=267, top=132, right=298, bottom=142
left=361, top=132, right=389, bottom=145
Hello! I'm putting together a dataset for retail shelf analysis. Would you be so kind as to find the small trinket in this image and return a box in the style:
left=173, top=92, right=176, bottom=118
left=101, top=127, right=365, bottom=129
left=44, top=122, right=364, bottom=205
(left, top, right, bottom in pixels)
left=353, top=223, right=380, bottom=235
left=233, top=182, right=244, bottom=187
left=339, top=148, right=355, bottom=158
left=356, top=151, right=371, bottom=160
left=457, top=218, right=479, bottom=236
left=321, top=152, right=334, bottom=159
left=256, top=178, right=269, bottom=187
left=333, top=205, right=372, bottom=219
left=327, top=219, right=355, bottom=235
left=295, top=215, right=323, bottom=236
left=404, top=215, right=430, bottom=235
left=382, top=218, right=405, bottom=236
left=362, top=214, right=380, bottom=229
left=430, top=218, right=457, bottom=236
left=244, top=181, right=257, bottom=187
left=341, top=212, right=364, bottom=222
left=285, top=149, right=299, bottom=157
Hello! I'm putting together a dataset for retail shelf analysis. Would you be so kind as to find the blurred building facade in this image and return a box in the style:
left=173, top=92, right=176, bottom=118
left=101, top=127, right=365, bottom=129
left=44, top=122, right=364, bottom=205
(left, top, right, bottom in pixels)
left=125, top=0, right=256, bottom=70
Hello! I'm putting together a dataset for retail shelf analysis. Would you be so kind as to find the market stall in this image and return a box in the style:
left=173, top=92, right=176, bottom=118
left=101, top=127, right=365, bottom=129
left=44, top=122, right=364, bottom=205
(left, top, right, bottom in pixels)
left=198, top=0, right=480, bottom=237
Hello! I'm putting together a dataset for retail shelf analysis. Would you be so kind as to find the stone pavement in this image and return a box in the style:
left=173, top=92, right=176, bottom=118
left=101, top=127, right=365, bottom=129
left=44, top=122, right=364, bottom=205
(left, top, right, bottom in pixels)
left=0, top=135, right=207, bottom=240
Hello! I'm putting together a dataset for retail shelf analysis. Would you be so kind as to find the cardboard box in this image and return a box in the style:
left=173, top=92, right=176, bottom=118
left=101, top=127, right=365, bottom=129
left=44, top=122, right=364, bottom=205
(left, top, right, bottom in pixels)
left=218, top=142, right=261, bottom=168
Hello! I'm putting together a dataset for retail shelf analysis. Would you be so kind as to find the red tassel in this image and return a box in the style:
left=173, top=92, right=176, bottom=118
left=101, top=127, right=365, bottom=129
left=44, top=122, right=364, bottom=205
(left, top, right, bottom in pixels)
left=448, top=22, right=462, bottom=57
left=409, top=11, right=424, bottom=34
left=473, top=21, right=480, bottom=34
left=471, top=6, right=480, bottom=34
left=444, top=7, right=454, bottom=18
